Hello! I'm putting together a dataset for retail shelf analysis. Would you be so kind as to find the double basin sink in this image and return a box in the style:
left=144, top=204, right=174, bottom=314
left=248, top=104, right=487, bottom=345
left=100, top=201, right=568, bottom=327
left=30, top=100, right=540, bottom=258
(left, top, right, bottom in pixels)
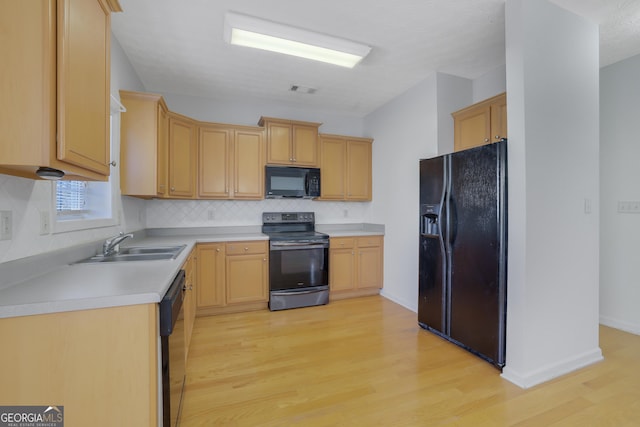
left=76, top=245, right=187, bottom=264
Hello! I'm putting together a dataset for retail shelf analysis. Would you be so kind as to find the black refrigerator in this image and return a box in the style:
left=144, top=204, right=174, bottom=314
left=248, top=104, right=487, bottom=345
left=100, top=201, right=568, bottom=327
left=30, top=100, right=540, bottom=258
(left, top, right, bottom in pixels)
left=418, top=140, right=507, bottom=369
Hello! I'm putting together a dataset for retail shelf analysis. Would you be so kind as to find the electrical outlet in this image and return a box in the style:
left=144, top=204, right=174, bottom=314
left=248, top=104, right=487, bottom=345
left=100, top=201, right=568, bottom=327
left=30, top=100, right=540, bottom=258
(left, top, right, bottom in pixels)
left=584, top=198, right=591, bottom=214
left=0, top=210, right=12, bottom=241
left=208, top=209, right=215, bottom=221
left=343, top=209, right=349, bottom=218
left=40, top=210, right=50, bottom=235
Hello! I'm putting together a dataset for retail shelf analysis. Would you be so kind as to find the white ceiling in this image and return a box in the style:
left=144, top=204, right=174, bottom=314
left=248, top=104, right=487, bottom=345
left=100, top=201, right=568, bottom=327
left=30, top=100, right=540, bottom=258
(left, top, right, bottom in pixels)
left=111, top=0, right=640, bottom=117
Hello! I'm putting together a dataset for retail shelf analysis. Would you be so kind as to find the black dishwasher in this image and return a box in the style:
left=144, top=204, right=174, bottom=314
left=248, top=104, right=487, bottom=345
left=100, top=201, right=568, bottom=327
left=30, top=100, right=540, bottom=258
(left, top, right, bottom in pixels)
left=160, top=270, right=186, bottom=427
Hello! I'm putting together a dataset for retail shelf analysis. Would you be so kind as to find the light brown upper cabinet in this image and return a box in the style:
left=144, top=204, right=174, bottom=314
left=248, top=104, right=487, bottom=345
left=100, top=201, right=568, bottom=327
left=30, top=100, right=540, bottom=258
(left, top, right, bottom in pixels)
left=452, top=93, right=507, bottom=152
left=319, top=134, right=373, bottom=201
left=119, top=91, right=169, bottom=198
left=168, top=112, right=197, bottom=198
left=0, top=0, right=121, bottom=181
left=258, top=117, right=321, bottom=167
left=198, top=124, right=265, bottom=199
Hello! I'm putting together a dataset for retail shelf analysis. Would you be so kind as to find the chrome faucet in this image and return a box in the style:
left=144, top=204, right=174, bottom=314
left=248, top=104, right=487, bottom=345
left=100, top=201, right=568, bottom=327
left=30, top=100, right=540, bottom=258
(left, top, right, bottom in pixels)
left=103, top=232, right=134, bottom=256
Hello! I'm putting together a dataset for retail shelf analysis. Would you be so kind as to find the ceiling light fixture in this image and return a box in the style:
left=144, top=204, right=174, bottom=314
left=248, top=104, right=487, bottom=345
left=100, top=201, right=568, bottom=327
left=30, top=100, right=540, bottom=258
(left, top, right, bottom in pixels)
left=223, top=12, right=371, bottom=68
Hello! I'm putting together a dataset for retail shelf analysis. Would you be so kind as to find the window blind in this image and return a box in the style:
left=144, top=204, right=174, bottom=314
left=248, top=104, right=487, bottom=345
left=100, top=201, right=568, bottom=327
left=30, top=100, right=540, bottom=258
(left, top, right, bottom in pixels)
left=56, top=181, right=88, bottom=215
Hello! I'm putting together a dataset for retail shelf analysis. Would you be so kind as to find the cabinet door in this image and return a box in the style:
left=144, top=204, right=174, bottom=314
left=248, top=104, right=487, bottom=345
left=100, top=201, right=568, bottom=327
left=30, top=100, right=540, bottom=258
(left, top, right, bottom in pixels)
left=168, top=115, right=196, bottom=198
left=183, top=251, right=196, bottom=359
left=320, top=136, right=346, bottom=199
left=453, top=105, right=491, bottom=151
left=199, top=126, right=231, bottom=198
left=358, top=246, right=383, bottom=289
left=234, top=129, right=264, bottom=199
left=57, top=0, right=111, bottom=175
left=197, top=243, right=226, bottom=308
left=292, top=124, right=318, bottom=166
left=120, top=94, right=158, bottom=196
left=266, top=122, right=292, bottom=165
left=330, top=248, right=356, bottom=291
left=226, top=254, right=268, bottom=304
left=346, top=140, right=372, bottom=200
left=490, top=94, right=507, bottom=143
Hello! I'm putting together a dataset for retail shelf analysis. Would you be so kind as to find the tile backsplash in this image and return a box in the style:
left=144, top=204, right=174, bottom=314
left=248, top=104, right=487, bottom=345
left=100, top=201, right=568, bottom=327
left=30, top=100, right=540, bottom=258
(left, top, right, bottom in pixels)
left=146, top=199, right=372, bottom=228
left=0, top=174, right=145, bottom=264
left=0, top=169, right=371, bottom=264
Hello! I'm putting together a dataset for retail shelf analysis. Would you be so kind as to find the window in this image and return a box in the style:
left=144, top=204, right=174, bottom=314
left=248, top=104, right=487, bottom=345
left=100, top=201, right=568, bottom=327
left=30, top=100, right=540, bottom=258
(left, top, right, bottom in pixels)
left=56, top=181, right=88, bottom=217
left=52, top=114, right=119, bottom=233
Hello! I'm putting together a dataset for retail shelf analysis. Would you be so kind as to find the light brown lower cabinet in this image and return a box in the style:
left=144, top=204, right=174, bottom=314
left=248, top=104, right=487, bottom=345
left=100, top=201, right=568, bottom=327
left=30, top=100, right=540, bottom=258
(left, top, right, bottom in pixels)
left=330, top=235, right=384, bottom=300
left=196, top=241, right=269, bottom=316
left=183, top=248, right=197, bottom=362
left=0, top=304, right=158, bottom=426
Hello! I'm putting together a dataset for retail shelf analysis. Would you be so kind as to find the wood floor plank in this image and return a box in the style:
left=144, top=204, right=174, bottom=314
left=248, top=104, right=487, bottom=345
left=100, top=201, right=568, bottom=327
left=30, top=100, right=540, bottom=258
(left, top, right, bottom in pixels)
left=180, top=296, right=640, bottom=426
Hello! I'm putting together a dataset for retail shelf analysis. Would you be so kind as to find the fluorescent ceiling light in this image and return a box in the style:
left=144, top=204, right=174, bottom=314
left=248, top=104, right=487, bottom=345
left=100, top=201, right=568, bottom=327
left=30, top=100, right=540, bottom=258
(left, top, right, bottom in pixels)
left=224, top=12, right=371, bottom=68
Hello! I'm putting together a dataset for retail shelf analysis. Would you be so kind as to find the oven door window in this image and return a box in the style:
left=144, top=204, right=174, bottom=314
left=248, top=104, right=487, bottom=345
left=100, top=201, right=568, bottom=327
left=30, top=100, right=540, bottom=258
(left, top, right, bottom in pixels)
left=269, top=247, right=328, bottom=291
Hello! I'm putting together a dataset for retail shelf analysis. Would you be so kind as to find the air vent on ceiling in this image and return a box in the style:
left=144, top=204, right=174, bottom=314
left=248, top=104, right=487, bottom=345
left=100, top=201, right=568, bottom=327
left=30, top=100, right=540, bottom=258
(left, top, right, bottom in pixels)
left=290, top=85, right=317, bottom=94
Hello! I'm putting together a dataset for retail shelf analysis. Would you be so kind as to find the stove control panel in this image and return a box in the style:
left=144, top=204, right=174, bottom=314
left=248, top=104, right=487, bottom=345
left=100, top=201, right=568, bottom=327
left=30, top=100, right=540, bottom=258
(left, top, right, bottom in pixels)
left=262, top=212, right=315, bottom=224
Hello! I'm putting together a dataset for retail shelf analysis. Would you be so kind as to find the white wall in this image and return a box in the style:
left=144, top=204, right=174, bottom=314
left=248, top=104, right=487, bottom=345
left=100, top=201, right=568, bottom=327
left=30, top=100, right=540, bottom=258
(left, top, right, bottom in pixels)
left=160, top=92, right=364, bottom=136
left=600, top=53, right=640, bottom=334
left=361, top=68, right=504, bottom=312
left=436, top=73, right=472, bottom=154
left=473, top=65, right=507, bottom=103
left=0, top=35, right=146, bottom=264
left=502, top=0, right=602, bottom=388
left=363, top=74, right=438, bottom=310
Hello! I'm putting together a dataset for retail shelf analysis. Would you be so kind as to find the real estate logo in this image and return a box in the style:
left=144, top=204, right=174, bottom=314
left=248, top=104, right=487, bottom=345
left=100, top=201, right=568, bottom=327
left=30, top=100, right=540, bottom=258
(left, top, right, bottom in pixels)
left=0, top=406, right=64, bottom=427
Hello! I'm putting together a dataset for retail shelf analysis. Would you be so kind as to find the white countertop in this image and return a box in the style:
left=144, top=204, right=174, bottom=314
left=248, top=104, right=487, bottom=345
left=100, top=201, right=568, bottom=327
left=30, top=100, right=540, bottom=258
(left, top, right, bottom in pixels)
left=0, top=226, right=383, bottom=319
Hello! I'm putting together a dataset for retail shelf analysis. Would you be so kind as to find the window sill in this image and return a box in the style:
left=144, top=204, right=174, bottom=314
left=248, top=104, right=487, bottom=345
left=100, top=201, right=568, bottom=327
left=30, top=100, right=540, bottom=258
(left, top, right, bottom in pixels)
left=53, top=216, right=119, bottom=234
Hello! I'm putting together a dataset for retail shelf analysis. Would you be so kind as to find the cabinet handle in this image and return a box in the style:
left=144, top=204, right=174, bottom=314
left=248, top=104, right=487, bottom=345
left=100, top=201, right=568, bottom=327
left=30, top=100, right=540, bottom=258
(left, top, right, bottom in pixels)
left=495, top=135, right=501, bottom=139
left=216, top=248, right=220, bottom=252
left=171, top=187, right=175, bottom=191
left=484, top=138, right=489, bottom=142
left=244, top=247, right=249, bottom=251
left=263, top=258, right=267, bottom=262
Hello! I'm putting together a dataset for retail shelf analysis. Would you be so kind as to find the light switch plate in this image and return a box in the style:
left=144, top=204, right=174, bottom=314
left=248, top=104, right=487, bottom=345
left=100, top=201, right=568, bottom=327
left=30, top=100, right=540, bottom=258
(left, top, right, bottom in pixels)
left=618, top=201, right=640, bottom=213
left=0, top=210, right=12, bottom=240
left=40, top=210, right=50, bottom=235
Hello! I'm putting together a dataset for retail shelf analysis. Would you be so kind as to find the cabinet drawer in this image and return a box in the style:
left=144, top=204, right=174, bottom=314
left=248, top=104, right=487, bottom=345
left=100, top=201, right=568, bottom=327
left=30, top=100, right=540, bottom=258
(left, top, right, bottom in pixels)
left=330, top=237, right=355, bottom=249
left=357, top=236, right=382, bottom=248
left=226, top=241, right=267, bottom=255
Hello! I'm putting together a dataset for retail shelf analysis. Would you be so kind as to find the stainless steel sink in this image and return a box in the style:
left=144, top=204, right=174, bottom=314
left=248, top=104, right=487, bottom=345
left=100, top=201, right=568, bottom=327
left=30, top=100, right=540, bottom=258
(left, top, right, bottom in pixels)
left=75, top=245, right=186, bottom=264
left=117, top=246, right=186, bottom=256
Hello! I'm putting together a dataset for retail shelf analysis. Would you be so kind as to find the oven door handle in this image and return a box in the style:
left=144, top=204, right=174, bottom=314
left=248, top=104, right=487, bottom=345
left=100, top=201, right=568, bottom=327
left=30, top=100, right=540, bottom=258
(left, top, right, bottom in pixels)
left=271, top=288, right=328, bottom=296
left=270, top=242, right=328, bottom=250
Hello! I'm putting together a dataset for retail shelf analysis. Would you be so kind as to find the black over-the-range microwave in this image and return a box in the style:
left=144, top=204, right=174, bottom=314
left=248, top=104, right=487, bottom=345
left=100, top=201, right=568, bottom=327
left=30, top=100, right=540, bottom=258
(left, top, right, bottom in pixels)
left=265, top=166, right=321, bottom=198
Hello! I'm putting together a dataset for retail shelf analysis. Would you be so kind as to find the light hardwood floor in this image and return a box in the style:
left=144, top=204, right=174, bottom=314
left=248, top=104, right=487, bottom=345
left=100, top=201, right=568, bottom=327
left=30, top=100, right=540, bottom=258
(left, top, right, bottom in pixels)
left=181, top=296, right=640, bottom=426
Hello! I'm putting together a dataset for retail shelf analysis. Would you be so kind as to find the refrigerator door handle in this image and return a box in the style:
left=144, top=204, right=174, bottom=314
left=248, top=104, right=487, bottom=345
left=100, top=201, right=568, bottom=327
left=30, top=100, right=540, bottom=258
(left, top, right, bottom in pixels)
left=440, top=155, right=450, bottom=335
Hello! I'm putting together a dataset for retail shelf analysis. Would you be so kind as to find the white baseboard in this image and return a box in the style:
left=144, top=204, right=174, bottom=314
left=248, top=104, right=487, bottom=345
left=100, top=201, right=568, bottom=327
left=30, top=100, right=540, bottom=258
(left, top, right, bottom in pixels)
left=501, top=347, right=604, bottom=389
left=379, top=290, right=417, bottom=313
left=599, top=315, right=640, bottom=335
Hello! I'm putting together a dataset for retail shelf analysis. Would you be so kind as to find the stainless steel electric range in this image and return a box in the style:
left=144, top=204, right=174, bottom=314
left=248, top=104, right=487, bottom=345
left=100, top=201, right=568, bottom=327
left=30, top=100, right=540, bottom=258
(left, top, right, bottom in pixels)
left=262, top=212, right=329, bottom=311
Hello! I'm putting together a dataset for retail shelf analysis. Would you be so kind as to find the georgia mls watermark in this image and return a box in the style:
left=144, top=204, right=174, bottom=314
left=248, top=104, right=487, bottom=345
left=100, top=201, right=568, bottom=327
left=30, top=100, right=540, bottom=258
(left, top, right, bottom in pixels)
left=0, top=406, right=63, bottom=427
